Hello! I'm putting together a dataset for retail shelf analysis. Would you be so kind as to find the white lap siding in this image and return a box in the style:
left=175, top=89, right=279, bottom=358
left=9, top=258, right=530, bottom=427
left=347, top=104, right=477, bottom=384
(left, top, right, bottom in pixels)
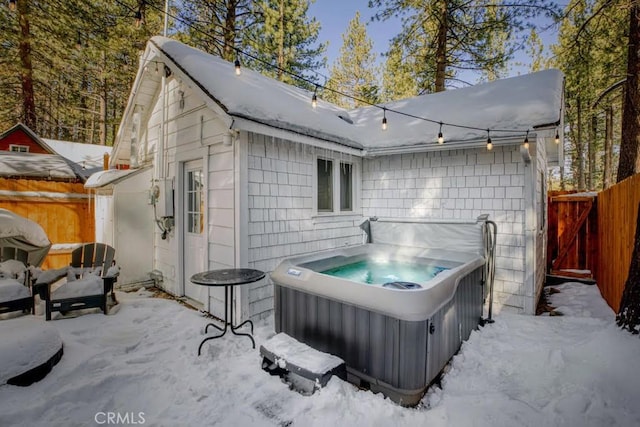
left=245, top=132, right=363, bottom=320
left=361, top=146, right=534, bottom=313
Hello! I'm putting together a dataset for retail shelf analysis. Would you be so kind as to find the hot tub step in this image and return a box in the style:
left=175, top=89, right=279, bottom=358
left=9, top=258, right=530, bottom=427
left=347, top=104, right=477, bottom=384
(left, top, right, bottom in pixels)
left=260, top=332, right=346, bottom=395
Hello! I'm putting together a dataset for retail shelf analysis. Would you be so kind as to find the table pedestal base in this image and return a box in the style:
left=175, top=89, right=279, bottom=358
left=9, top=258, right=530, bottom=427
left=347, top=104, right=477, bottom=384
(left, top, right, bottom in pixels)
left=198, top=285, right=255, bottom=356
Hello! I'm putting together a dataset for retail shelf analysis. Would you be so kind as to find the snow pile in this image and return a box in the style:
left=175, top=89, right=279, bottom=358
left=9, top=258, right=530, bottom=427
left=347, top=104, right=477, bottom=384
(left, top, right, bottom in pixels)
left=0, top=282, right=638, bottom=426
left=0, top=317, right=62, bottom=384
left=261, top=332, right=344, bottom=373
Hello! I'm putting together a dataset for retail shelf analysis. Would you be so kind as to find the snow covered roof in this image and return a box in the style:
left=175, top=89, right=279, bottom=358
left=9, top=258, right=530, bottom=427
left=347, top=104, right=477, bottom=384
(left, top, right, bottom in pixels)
left=85, top=167, right=149, bottom=189
left=112, top=36, right=564, bottom=165
left=0, top=152, right=79, bottom=180
left=44, top=139, right=111, bottom=170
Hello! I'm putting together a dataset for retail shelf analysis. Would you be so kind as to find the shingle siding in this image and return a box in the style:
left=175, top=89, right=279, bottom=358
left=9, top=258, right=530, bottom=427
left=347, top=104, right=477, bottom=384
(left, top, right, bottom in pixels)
left=361, top=146, right=529, bottom=312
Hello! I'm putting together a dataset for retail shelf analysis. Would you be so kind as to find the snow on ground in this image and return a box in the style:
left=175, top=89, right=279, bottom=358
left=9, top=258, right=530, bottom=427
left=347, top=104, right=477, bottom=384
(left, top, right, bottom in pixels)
left=0, top=282, right=639, bottom=427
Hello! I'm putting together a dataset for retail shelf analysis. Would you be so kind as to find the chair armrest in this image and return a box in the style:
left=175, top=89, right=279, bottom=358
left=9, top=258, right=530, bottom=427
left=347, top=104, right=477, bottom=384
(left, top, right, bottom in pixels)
left=104, top=265, right=120, bottom=280
left=34, top=267, right=69, bottom=286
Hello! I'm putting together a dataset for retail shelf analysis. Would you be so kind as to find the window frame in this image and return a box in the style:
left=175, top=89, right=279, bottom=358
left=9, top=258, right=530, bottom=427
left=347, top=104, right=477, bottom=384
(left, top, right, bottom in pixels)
left=313, top=153, right=359, bottom=216
left=9, top=144, right=29, bottom=153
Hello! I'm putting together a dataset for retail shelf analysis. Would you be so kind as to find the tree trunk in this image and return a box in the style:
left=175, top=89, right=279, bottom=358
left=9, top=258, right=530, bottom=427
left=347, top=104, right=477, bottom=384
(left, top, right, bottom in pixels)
left=434, top=0, right=448, bottom=92
left=588, top=114, right=597, bottom=189
left=618, top=3, right=640, bottom=182
left=616, top=202, right=640, bottom=334
left=604, top=106, right=614, bottom=188
left=99, top=51, right=107, bottom=145
left=17, top=0, right=36, bottom=129
left=577, top=96, right=586, bottom=190
left=223, top=0, right=237, bottom=62
left=277, top=0, right=285, bottom=81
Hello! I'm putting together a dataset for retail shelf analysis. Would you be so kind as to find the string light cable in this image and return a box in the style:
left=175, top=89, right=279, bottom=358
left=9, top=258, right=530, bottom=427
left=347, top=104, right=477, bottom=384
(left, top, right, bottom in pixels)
left=115, top=0, right=560, bottom=146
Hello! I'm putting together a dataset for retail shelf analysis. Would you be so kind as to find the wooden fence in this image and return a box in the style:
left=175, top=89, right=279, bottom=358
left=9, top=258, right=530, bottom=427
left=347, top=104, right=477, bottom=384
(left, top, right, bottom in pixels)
left=0, top=178, right=95, bottom=269
left=596, top=173, right=640, bottom=312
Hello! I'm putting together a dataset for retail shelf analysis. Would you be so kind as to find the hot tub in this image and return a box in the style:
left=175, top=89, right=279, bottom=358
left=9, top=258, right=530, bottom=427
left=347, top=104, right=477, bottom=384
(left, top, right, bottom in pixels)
left=270, top=218, right=495, bottom=406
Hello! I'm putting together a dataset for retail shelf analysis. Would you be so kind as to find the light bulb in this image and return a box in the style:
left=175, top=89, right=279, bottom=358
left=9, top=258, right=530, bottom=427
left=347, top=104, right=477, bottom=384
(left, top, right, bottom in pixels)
left=438, top=131, right=444, bottom=144
left=234, top=59, right=241, bottom=75
left=312, top=93, right=317, bottom=109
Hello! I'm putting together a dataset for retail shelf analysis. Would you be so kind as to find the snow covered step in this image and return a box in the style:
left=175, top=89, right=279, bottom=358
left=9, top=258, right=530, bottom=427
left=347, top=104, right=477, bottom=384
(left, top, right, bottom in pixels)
left=260, top=333, right=345, bottom=394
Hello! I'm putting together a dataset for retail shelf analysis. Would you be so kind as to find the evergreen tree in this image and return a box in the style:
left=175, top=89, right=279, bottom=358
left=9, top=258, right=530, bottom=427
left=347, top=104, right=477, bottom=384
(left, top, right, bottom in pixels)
left=369, top=0, right=560, bottom=93
left=552, top=0, right=626, bottom=189
left=324, top=12, right=379, bottom=109
left=244, top=0, right=326, bottom=86
left=0, top=0, right=163, bottom=144
left=176, top=0, right=255, bottom=62
left=381, top=40, right=419, bottom=101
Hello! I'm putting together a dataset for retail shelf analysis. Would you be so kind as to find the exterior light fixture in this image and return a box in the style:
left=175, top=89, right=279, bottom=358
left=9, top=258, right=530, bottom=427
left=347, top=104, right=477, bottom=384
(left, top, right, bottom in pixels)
left=438, top=122, right=444, bottom=144
left=311, top=86, right=318, bottom=109
left=486, top=129, right=492, bottom=151
left=554, top=128, right=560, bottom=144
left=382, top=108, right=387, bottom=131
left=234, top=58, right=241, bottom=75
left=523, top=130, right=529, bottom=150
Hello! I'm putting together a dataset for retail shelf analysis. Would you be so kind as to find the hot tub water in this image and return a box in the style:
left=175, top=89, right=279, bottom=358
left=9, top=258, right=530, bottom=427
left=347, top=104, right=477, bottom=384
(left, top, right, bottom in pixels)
left=321, top=259, right=448, bottom=285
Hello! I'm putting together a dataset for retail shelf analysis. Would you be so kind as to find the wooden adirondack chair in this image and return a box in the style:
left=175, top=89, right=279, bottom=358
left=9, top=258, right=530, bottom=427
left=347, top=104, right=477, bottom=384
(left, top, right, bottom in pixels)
left=36, top=243, right=119, bottom=321
left=0, top=246, right=34, bottom=315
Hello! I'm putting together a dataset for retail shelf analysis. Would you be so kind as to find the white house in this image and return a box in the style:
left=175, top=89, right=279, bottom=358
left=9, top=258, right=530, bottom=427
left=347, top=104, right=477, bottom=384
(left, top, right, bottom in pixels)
left=91, top=36, right=564, bottom=321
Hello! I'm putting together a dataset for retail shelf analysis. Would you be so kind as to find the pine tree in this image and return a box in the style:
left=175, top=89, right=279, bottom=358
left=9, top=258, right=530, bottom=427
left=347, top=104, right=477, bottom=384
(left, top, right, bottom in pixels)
left=177, top=0, right=255, bottom=62
left=381, top=41, right=419, bottom=102
left=324, top=12, right=379, bottom=109
left=369, top=0, right=560, bottom=93
left=552, top=0, right=627, bottom=189
left=244, top=0, right=326, bottom=86
left=0, top=0, right=163, bottom=144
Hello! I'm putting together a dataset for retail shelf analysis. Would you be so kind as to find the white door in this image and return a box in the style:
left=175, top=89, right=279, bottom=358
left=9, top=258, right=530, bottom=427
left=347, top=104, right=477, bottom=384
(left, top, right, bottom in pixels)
left=183, top=161, right=208, bottom=305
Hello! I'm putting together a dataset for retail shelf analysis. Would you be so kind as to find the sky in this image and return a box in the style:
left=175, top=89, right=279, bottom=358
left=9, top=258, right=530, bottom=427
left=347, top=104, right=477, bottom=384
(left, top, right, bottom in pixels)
left=1, top=281, right=639, bottom=426
left=308, top=0, right=560, bottom=85
left=308, top=0, right=401, bottom=77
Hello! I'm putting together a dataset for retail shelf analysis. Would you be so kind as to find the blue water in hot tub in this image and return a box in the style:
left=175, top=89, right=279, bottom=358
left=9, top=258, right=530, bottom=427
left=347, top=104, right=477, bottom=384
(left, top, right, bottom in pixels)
left=321, top=259, right=449, bottom=285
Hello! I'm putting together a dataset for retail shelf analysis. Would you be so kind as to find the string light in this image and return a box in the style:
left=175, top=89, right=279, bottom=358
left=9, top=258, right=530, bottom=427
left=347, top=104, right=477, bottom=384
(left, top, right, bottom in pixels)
left=311, top=85, right=318, bottom=109
left=9, top=0, right=16, bottom=11
left=76, top=32, right=82, bottom=50
left=523, top=129, right=529, bottom=150
left=117, top=0, right=556, bottom=146
left=554, top=128, right=560, bottom=144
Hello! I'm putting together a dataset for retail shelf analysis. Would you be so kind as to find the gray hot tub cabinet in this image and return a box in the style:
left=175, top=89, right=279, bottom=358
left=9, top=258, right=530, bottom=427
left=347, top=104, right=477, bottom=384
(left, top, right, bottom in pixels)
left=273, top=265, right=484, bottom=406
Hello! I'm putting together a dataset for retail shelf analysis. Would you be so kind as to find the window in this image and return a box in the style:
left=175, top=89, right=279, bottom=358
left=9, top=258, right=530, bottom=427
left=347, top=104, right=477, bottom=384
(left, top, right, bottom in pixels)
left=340, top=163, right=352, bottom=211
left=317, top=158, right=333, bottom=212
left=316, top=156, right=354, bottom=214
left=187, top=170, right=204, bottom=234
left=9, top=144, right=29, bottom=153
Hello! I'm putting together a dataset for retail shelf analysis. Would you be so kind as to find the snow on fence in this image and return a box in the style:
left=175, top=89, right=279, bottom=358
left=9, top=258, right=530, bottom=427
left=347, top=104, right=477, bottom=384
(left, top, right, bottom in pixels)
left=596, top=173, right=640, bottom=312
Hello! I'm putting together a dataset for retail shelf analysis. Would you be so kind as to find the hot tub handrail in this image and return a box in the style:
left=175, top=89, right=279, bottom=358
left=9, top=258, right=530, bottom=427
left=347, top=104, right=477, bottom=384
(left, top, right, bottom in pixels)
left=482, top=220, right=497, bottom=324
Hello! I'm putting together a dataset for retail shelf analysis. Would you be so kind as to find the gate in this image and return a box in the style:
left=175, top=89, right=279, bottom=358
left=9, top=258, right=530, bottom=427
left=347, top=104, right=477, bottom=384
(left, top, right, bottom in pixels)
left=547, top=191, right=598, bottom=279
